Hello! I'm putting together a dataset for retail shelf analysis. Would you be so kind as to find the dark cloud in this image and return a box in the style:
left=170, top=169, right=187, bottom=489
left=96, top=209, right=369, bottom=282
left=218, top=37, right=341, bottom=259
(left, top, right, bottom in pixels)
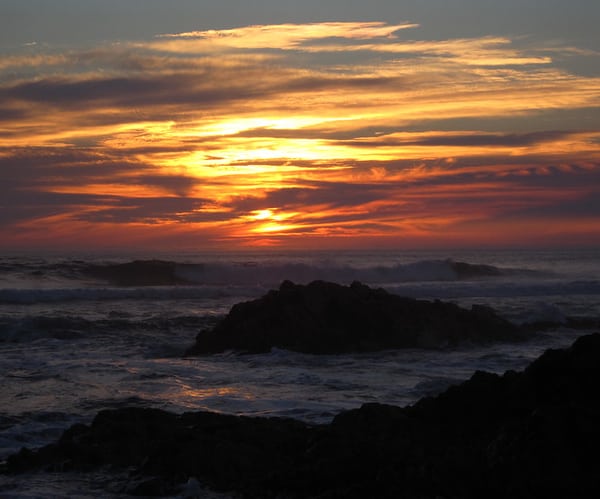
left=400, top=107, right=600, bottom=134
left=0, top=147, right=208, bottom=228
left=411, top=131, right=575, bottom=147
left=1, top=73, right=267, bottom=110
left=5, top=76, right=161, bottom=105
left=0, top=148, right=199, bottom=196
left=504, top=192, right=600, bottom=219
left=228, top=183, right=388, bottom=214
left=127, top=175, right=196, bottom=197
left=283, top=74, right=399, bottom=93
left=234, top=125, right=405, bottom=141
left=0, top=189, right=110, bottom=224
left=0, top=65, right=404, bottom=115
left=334, top=131, right=577, bottom=148
left=78, top=196, right=211, bottom=224
left=0, top=183, right=216, bottom=226
left=0, top=107, right=28, bottom=122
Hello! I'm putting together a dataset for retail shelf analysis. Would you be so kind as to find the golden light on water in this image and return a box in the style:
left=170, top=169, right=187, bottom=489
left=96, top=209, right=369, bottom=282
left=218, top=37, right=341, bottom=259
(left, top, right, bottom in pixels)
left=172, top=384, right=257, bottom=408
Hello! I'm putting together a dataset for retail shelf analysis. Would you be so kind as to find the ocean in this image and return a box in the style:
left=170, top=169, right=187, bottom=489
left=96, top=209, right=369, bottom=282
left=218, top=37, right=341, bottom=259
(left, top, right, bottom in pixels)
left=1, top=248, right=599, bottom=497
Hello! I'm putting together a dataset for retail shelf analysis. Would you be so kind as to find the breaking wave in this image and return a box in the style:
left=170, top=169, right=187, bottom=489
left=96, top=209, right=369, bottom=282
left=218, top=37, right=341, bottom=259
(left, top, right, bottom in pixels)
left=6, top=257, right=539, bottom=286
left=0, top=285, right=242, bottom=305
left=0, top=257, right=560, bottom=306
left=2, top=257, right=593, bottom=308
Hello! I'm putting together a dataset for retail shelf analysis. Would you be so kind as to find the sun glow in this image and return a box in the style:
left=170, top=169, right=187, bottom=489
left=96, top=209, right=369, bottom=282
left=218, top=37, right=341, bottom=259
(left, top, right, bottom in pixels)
left=241, top=208, right=303, bottom=235
left=251, top=209, right=277, bottom=221
left=246, top=208, right=299, bottom=224
left=194, top=116, right=328, bottom=137
left=252, top=221, right=301, bottom=234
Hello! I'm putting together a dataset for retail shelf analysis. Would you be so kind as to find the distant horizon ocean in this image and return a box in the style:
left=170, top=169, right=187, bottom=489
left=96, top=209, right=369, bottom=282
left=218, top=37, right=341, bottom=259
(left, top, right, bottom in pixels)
left=1, top=247, right=599, bottom=497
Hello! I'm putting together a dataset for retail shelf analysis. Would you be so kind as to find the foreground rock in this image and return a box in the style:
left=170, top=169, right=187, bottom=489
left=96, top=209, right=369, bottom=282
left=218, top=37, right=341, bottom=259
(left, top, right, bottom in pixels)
left=187, top=280, right=521, bottom=354
left=5, top=333, right=600, bottom=498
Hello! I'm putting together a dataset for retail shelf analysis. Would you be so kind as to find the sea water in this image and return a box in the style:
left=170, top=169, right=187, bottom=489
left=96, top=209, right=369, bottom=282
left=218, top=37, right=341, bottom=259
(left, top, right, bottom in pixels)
left=1, top=248, right=599, bottom=497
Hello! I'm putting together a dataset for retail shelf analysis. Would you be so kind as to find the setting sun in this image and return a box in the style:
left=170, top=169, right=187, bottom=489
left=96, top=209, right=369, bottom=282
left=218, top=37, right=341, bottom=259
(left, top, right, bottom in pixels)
left=250, top=209, right=277, bottom=221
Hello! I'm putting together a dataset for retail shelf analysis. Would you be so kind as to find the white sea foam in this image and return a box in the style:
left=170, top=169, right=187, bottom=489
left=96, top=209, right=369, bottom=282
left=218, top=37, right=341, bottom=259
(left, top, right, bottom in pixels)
left=0, top=285, right=260, bottom=304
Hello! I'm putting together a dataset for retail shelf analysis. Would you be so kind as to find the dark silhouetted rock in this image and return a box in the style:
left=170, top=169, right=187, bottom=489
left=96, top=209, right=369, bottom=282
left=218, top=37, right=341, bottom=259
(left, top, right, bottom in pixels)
left=5, top=408, right=312, bottom=497
left=6, top=333, right=600, bottom=498
left=186, top=280, right=522, bottom=354
left=84, top=260, right=190, bottom=286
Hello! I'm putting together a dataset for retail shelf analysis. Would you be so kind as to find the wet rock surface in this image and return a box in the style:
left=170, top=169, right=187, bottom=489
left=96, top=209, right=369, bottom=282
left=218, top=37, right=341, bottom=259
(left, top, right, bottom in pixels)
left=187, top=280, right=522, bottom=355
left=5, top=333, right=600, bottom=498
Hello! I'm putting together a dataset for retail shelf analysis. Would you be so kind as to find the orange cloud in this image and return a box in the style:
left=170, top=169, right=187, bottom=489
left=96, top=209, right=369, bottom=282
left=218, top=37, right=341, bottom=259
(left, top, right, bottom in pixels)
left=153, top=22, right=419, bottom=50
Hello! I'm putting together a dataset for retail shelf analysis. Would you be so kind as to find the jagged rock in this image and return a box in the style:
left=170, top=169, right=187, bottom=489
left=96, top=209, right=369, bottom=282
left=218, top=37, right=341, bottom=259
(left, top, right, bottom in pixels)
left=84, top=260, right=189, bottom=286
left=5, top=408, right=312, bottom=497
left=6, top=334, right=600, bottom=498
left=187, top=280, right=522, bottom=354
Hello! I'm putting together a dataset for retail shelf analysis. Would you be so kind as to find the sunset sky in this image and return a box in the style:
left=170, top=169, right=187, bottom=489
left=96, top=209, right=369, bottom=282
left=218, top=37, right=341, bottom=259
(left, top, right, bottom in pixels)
left=1, top=0, right=599, bottom=250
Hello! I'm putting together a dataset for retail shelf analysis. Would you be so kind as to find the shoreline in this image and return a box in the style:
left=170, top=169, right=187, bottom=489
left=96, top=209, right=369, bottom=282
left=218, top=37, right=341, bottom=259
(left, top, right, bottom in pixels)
left=4, top=333, right=600, bottom=498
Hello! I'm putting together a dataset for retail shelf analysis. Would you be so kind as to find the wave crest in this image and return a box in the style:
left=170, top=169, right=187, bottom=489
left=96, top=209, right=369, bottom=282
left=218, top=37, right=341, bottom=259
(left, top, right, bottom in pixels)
left=81, top=258, right=516, bottom=287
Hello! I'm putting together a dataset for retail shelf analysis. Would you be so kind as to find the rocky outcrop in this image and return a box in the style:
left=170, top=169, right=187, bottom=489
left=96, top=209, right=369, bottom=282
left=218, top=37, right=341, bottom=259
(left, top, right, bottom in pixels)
left=84, top=260, right=190, bottom=286
left=6, top=333, right=600, bottom=498
left=187, top=280, right=522, bottom=354
left=5, top=409, right=311, bottom=497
